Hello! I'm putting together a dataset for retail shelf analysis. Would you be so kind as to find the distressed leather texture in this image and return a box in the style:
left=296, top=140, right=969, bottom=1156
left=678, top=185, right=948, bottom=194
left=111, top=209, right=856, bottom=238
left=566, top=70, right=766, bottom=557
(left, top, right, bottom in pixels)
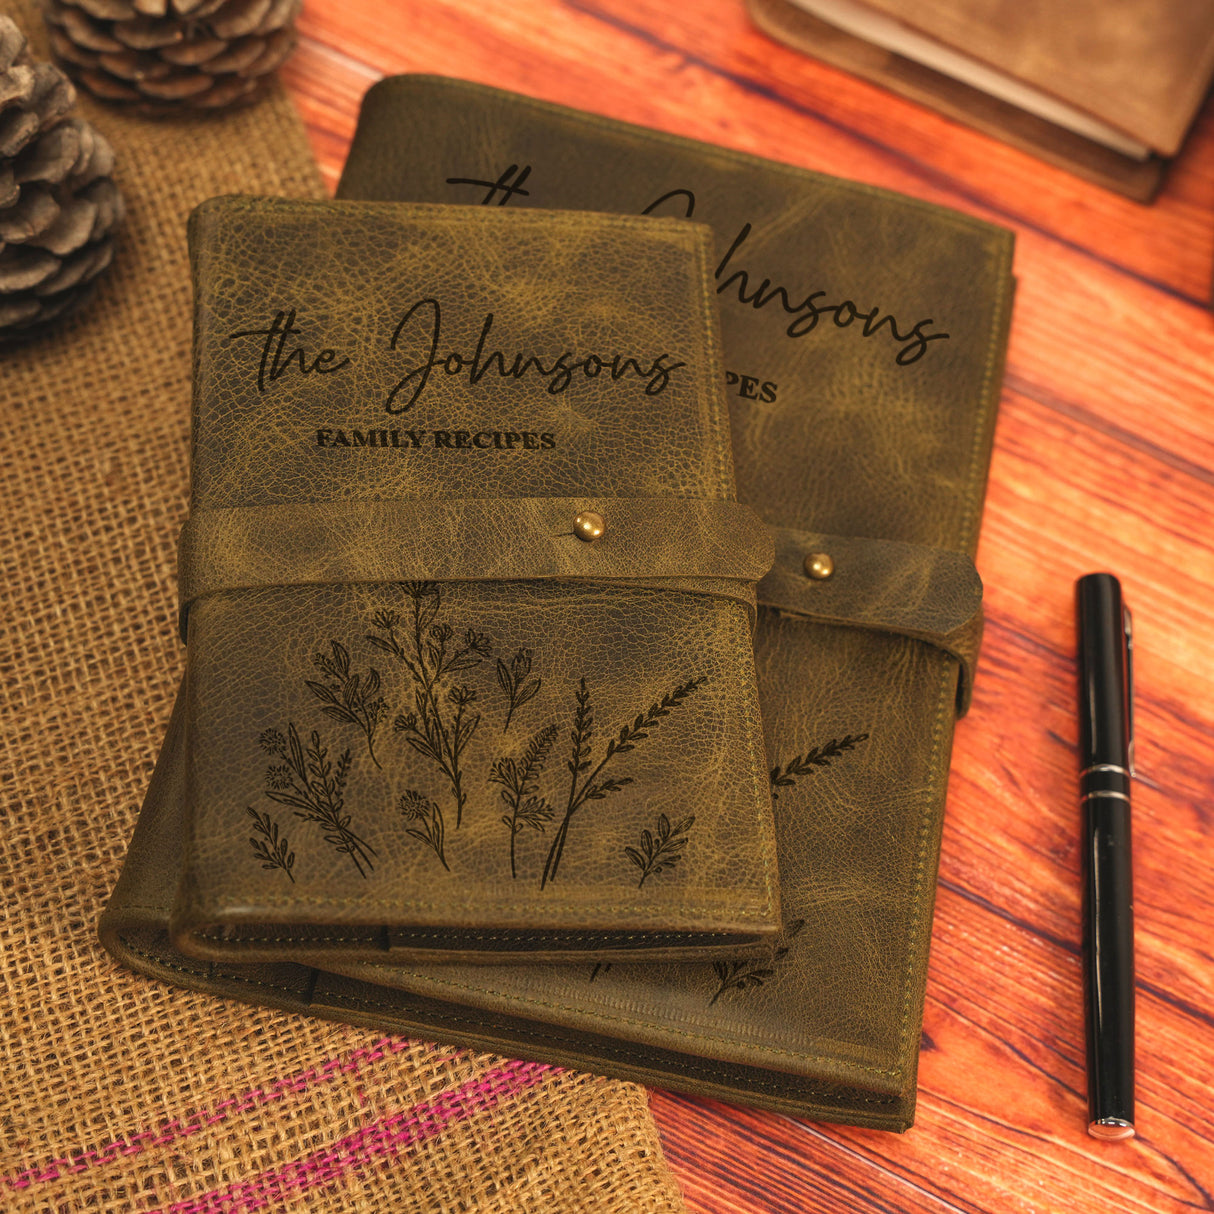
left=757, top=528, right=984, bottom=713
left=166, top=198, right=782, bottom=964
left=177, top=497, right=774, bottom=636
left=101, top=80, right=1015, bottom=1131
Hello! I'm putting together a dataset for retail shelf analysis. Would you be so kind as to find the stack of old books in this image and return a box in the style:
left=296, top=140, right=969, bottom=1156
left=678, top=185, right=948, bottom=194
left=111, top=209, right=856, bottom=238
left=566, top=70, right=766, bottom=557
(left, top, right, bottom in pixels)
left=100, top=75, right=1014, bottom=1132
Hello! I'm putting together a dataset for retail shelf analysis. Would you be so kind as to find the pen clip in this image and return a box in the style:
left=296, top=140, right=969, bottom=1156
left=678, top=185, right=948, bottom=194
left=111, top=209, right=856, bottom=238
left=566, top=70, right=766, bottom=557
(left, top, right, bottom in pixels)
left=1124, top=606, right=1135, bottom=779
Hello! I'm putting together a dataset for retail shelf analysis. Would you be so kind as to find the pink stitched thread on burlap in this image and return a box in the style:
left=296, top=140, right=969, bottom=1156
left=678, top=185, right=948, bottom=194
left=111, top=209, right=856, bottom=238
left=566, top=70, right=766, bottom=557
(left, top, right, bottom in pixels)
left=2, top=1036, right=434, bottom=1190
left=157, top=1059, right=556, bottom=1214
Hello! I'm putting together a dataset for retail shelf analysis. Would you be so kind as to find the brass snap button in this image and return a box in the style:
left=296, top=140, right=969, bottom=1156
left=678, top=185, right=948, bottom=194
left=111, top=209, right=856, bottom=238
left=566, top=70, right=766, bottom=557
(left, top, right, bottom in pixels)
left=574, top=511, right=605, bottom=542
left=804, top=552, right=834, bottom=580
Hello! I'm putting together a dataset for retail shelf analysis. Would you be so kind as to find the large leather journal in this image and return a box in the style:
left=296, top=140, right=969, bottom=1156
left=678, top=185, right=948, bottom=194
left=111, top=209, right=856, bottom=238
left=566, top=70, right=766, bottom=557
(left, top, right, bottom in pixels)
left=151, top=196, right=782, bottom=965
left=101, top=78, right=1014, bottom=1129
left=749, top=0, right=1214, bottom=201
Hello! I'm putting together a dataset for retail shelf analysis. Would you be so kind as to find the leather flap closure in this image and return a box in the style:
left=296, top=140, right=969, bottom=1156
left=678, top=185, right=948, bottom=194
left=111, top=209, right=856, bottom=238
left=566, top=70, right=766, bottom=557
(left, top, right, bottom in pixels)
left=758, top=528, right=984, bottom=715
left=177, top=496, right=774, bottom=638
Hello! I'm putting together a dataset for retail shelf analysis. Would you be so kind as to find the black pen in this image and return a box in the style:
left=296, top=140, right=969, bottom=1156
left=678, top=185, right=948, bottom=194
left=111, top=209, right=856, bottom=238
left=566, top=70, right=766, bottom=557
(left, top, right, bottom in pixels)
left=1076, top=572, right=1135, bottom=1140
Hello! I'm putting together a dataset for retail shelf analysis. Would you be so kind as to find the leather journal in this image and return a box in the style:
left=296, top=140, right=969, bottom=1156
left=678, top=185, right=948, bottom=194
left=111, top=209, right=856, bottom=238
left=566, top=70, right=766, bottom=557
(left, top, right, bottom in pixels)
left=152, top=196, right=782, bottom=965
left=100, top=78, right=1015, bottom=1130
left=748, top=0, right=1214, bottom=201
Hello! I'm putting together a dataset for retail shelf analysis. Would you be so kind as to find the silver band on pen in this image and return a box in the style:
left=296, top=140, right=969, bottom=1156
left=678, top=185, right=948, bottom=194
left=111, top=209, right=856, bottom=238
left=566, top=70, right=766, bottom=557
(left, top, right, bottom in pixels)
left=1080, top=763, right=1131, bottom=778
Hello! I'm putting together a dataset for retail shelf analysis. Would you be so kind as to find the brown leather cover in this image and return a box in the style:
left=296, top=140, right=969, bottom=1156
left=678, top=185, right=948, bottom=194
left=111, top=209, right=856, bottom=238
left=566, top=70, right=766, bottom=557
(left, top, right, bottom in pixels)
left=101, top=77, right=1015, bottom=1130
left=163, top=198, right=783, bottom=964
left=749, top=0, right=1185, bottom=201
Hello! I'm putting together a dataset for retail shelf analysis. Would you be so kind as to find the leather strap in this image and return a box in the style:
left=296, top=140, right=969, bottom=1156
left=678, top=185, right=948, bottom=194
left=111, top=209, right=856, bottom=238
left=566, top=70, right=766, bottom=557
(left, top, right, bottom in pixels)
left=178, top=497, right=774, bottom=638
left=758, top=528, right=984, bottom=715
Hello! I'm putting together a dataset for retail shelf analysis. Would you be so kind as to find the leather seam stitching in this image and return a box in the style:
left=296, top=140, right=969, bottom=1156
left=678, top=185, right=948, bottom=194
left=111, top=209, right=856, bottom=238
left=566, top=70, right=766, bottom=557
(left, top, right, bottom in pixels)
left=957, top=235, right=1014, bottom=555
left=114, top=936, right=900, bottom=1107
left=693, top=225, right=731, bottom=501
left=190, top=931, right=757, bottom=944
left=732, top=601, right=778, bottom=917
left=183, top=898, right=773, bottom=916
left=334, top=960, right=903, bottom=1080
left=894, top=651, right=953, bottom=1069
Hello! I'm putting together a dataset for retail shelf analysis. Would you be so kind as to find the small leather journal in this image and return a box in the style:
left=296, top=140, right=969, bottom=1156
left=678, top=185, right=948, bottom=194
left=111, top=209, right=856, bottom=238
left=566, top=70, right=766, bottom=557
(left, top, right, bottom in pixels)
left=102, top=79, right=1015, bottom=1131
left=154, top=196, right=780, bottom=964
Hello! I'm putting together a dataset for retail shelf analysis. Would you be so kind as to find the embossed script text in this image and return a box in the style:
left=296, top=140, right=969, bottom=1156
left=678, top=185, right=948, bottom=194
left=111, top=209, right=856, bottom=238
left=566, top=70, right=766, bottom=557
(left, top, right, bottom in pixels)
left=224, top=304, right=685, bottom=414
left=384, top=298, right=685, bottom=414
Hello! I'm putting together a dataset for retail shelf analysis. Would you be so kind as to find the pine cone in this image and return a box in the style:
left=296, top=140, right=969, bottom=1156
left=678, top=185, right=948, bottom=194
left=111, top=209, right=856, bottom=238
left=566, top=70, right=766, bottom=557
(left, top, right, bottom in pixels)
left=0, top=16, right=123, bottom=343
left=43, top=0, right=301, bottom=112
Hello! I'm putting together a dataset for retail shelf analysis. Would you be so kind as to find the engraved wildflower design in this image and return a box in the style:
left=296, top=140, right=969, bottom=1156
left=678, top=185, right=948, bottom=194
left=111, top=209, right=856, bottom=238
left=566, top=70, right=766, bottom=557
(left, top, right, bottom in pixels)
left=541, top=676, right=707, bottom=890
left=398, top=788, right=448, bottom=871
left=709, top=918, right=806, bottom=1005
left=265, top=764, right=294, bottom=791
left=489, top=722, right=558, bottom=878
left=496, top=646, right=541, bottom=733
left=257, top=724, right=376, bottom=877
left=367, top=583, right=491, bottom=833
left=245, top=806, right=295, bottom=882
left=625, top=812, right=696, bottom=888
left=305, top=639, right=386, bottom=768
left=769, top=734, right=869, bottom=798
left=241, top=586, right=718, bottom=885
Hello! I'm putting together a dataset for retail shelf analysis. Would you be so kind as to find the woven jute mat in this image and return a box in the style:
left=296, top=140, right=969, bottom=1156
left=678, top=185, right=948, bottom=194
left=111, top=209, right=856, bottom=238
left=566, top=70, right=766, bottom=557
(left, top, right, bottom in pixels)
left=0, top=3, right=687, bottom=1209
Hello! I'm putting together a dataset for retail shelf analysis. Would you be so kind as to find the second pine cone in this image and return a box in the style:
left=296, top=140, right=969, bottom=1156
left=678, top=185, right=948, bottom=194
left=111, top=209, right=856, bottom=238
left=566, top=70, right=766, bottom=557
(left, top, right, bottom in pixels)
left=44, top=0, right=301, bottom=112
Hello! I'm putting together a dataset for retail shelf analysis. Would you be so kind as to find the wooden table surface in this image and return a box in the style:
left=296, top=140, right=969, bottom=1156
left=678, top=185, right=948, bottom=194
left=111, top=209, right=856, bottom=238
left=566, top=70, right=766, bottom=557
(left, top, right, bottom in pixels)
left=281, top=3, right=1214, bottom=1210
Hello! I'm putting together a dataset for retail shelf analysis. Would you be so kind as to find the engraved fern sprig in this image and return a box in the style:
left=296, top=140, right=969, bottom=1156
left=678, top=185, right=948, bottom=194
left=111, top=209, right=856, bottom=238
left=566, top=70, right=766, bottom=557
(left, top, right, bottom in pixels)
left=496, top=647, right=541, bottom=733
left=769, top=733, right=870, bottom=798
left=398, top=788, right=449, bottom=870
left=702, top=732, right=870, bottom=1004
left=708, top=918, right=806, bottom=1005
left=540, top=675, right=707, bottom=890
left=625, top=812, right=696, bottom=888
left=305, top=639, right=386, bottom=768
left=246, top=806, right=295, bottom=882
left=489, top=722, right=558, bottom=878
left=368, top=584, right=491, bottom=829
left=258, top=724, right=375, bottom=877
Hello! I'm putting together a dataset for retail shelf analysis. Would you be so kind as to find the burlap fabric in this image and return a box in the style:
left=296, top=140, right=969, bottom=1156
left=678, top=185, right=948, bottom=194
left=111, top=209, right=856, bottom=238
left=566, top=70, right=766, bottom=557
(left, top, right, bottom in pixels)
left=0, top=2, right=687, bottom=1209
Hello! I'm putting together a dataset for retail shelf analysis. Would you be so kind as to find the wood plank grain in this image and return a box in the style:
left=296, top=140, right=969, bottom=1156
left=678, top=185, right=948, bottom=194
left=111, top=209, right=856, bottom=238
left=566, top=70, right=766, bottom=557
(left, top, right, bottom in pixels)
left=650, top=1091, right=967, bottom=1213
